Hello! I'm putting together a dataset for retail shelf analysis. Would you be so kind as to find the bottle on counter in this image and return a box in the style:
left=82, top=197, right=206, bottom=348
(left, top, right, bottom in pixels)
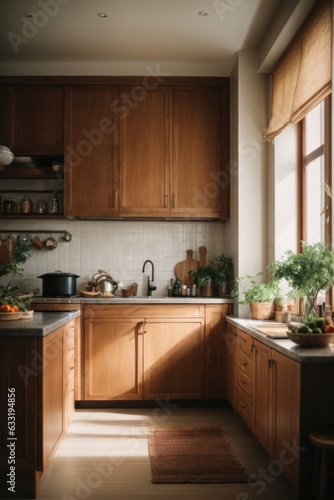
left=172, top=278, right=181, bottom=297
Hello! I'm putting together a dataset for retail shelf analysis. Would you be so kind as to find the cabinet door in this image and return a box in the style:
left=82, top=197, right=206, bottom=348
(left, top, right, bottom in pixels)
left=143, top=318, right=204, bottom=399
left=64, top=86, right=118, bottom=217
left=205, top=304, right=232, bottom=399
left=84, top=318, right=143, bottom=400
left=119, top=87, right=170, bottom=216
left=171, top=86, right=228, bottom=218
left=272, top=351, right=300, bottom=489
left=64, top=320, right=75, bottom=432
left=253, top=340, right=273, bottom=454
left=9, top=86, right=64, bottom=154
left=40, top=328, right=65, bottom=470
left=0, top=86, right=9, bottom=145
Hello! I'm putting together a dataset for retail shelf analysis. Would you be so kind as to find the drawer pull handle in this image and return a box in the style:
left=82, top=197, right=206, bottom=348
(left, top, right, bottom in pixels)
left=242, top=362, right=248, bottom=367
left=241, top=379, right=247, bottom=384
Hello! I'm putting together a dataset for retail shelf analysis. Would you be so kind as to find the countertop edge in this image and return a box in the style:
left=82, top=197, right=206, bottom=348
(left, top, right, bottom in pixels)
left=79, top=297, right=234, bottom=305
left=0, top=311, right=80, bottom=337
left=226, top=316, right=334, bottom=363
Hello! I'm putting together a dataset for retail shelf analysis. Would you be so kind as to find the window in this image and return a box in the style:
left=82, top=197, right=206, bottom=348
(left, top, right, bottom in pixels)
left=299, top=95, right=331, bottom=248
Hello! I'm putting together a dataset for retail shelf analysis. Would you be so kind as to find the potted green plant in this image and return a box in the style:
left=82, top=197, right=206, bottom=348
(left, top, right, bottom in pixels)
left=231, top=272, right=280, bottom=319
left=0, top=239, right=32, bottom=311
left=269, top=241, right=334, bottom=321
left=210, top=254, right=233, bottom=297
left=189, top=266, right=215, bottom=297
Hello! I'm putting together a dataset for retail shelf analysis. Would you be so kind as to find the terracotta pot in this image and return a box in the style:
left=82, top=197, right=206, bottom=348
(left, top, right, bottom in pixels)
left=199, top=279, right=214, bottom=297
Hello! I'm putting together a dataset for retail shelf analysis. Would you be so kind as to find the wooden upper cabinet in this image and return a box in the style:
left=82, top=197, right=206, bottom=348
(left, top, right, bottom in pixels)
left=0, top=87, right=9, bottom=146
left=171, top=86, right=229, bottom=219
left=64, top=86, right=118, bottom=217
left=118, top=86, right=170, bottom=216
left=8, top=85, right=64, bottom=155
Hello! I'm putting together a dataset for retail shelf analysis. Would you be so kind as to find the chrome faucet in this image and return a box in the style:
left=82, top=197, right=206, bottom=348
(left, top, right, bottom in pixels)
left=142, top=260, right=157, bottom=296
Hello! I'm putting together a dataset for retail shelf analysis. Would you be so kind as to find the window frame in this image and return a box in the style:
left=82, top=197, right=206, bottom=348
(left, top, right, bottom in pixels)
left=298, top=94, right=332, bottom=251
left=298, top=94, right=332, bottom=307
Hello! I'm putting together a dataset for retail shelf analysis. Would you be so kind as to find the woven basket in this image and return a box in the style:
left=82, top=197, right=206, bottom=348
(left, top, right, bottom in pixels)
left=249, top=301, right=274, bottom=320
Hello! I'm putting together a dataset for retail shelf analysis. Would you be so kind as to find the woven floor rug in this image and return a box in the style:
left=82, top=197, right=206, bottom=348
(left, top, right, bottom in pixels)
left=148, top=425, right=248, bottom=484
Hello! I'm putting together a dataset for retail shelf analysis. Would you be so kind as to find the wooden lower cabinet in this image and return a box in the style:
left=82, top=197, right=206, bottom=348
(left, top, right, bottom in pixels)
left=224, top=323, right=238, bottom=406
left=83, top=304, right=231, bottom=401
left=205, top=304, right=233, bottom=399
left=225, top=323, right=301, bottom=497
left=143, top=318, right=204, bottom=399
left=0, top=319, right=76, bottom=498
left=271, top=350, right=300, bottom=489
left=253, top=339, right=273, bottom=454
left=236, top=330, right=254, bottom=429
left=84, top=318, right=143, bottom=400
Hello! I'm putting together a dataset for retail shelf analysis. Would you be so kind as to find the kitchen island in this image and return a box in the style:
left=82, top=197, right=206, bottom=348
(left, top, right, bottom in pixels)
left=226, top=317, right=334, bottom=500
left=0, top=311, right=80, bottom=499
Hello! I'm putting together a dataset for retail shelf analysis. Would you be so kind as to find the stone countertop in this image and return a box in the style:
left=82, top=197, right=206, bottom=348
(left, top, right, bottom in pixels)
left=227, top=316, right=334, bottom=363
left=80, top=296, right=234, bottom=305
left=0, top=311, right=80, bottom=337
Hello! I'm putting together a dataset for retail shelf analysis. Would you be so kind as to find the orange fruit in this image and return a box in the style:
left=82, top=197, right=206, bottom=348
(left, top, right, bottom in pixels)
left=1, top=304, right=11, bottom=312
left=11, top=305, right=19, bottom=312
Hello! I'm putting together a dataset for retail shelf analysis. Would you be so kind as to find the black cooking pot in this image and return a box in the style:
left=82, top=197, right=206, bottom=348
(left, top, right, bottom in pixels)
left=38, top=271, right=80, bottom=297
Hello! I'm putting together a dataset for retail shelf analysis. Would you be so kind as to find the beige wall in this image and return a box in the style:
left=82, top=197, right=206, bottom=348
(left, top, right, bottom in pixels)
left=230, top=50, right=269, bottom=317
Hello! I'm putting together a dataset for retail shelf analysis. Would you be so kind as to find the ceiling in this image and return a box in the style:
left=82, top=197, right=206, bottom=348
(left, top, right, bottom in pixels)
left=0, top=0, right=317, bottom=76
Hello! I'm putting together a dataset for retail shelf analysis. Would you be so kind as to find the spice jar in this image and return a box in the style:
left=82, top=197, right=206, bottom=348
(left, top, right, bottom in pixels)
left=49, top=190, right=59, bottom=214
left=20, top=195, right=33, bottom=215
left=3, top=198, right=16, bottom=215
left=36, top=199, right=47, bottom=214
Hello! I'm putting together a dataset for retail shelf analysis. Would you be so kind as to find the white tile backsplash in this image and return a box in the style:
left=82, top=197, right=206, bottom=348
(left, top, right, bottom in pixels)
left=0, top=219, right=229, bottom=297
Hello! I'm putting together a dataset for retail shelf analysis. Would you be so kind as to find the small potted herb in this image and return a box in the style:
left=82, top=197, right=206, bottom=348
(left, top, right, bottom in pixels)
left=269, top=241, right=334, bottom=321
left=189, top=266, right=215, bottom=297
left=210, top=254, right=233, bottom=297
left=0, top=239, right=32, bottom=312
left=231, top=273, right=280, bottom=319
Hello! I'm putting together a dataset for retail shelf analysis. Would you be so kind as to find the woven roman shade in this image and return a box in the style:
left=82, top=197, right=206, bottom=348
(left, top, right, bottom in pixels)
left=264, top=0, right=332, bottom=141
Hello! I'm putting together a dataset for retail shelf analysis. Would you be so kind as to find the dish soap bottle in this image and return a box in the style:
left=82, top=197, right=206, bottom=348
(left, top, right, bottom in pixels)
left=172, top=278, right=181, bottom=297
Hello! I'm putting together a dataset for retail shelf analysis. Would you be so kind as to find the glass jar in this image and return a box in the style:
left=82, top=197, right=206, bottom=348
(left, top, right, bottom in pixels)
left=49, top=190, right=59, bottom=214
left=36, top=199, right=47, bottom=214
left=20, top=195, right=33, bottom=215
left=3, top=197, right=16, bottom=215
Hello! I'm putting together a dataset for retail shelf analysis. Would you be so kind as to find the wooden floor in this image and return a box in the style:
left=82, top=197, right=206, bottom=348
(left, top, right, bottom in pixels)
left=34, top=406, right=297, bottom=500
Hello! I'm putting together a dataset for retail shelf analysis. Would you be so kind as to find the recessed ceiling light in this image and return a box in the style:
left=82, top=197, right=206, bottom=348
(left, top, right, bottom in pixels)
left=97, top=12, right=110, bottom=18
left=198, top=10, right=209, bottom=16
left=23, top=13, right=35, bottom=19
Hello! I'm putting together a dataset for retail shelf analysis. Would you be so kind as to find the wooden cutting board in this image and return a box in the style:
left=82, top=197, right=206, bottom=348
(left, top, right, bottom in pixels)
left=198, top=246, right=207, bottom=267
left=174, top=249, right=200, bottom=288
left=0, top=238, right=13, bottom=265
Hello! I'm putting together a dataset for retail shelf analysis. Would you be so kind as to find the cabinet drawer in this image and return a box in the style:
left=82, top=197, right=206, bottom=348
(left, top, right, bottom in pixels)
left=238, top=330, right=253, bottom=356
left=239, top=350, right=253, bottom=378
left=84, top=304, right=204, bottom=319
left=237, top=370, right=252, bottom=397
left=236, top=386, right=253, bottom=427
